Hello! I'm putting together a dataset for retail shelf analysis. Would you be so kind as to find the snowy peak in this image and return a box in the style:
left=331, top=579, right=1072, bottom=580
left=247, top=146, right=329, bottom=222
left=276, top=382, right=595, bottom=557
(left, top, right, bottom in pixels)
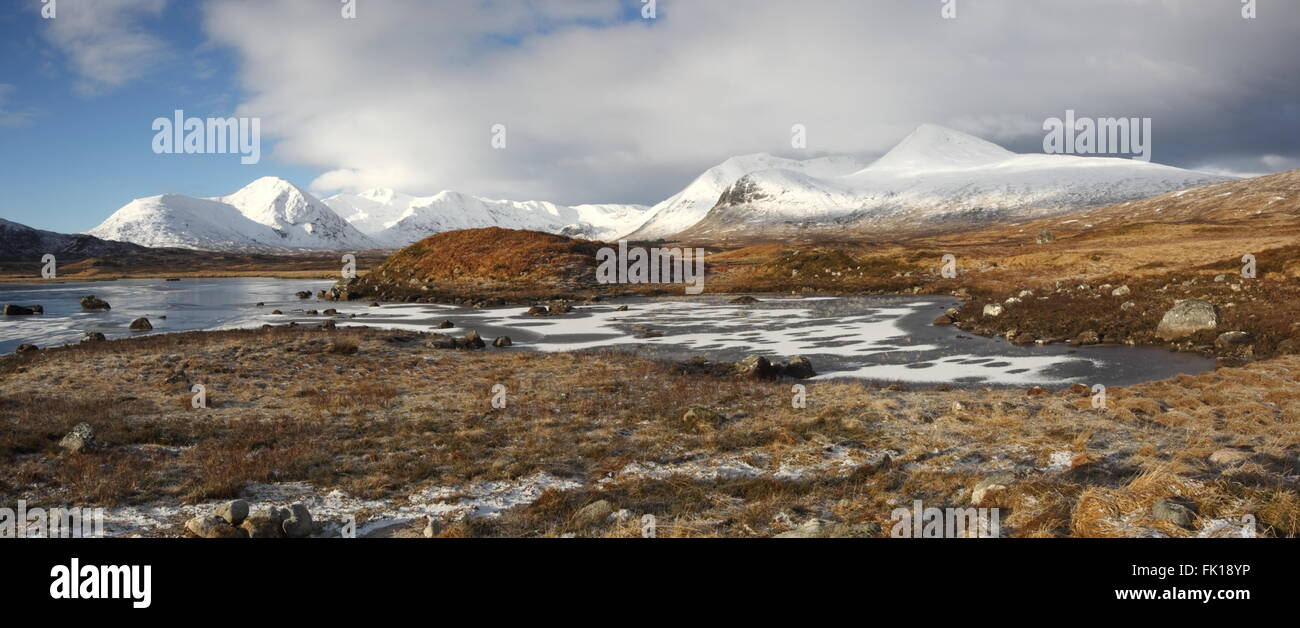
left=88, top=179, right=377, bottom=252
left=867, top=124, right=1015, bottom=172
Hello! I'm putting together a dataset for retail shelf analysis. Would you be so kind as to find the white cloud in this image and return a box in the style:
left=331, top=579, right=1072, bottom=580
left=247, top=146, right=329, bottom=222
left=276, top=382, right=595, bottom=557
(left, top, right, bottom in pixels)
left=201, top=0, right=1300, bottom=204
left=43, top=0, right=170, bottom=95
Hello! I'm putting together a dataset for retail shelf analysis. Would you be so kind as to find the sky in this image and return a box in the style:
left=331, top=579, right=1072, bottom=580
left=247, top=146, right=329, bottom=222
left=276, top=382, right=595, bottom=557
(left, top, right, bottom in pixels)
left=1, top=0, right=1298, bottom=234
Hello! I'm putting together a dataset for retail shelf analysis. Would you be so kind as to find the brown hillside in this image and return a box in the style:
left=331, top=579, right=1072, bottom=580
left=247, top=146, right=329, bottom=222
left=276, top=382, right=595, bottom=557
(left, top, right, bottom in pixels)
left=347, top=227, right=605, bottom=300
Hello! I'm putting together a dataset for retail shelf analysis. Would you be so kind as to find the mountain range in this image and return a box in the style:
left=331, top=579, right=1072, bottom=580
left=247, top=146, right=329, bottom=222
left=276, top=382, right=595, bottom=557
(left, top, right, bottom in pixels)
left=45, top=125, right=1241, bottom=252
left=677, top=124, right=1233, bottom=240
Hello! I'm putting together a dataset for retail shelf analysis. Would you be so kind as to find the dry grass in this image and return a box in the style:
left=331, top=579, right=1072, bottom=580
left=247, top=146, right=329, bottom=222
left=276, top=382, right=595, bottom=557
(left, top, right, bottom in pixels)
left=1, top=326, right=1296, bottom=537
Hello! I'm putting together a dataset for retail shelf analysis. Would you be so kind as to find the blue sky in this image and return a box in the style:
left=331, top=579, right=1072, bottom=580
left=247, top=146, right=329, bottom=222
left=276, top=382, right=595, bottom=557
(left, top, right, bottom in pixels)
left=1, top=0, right=1297, bottom=235
left=0, top=2, right=318, bottom=233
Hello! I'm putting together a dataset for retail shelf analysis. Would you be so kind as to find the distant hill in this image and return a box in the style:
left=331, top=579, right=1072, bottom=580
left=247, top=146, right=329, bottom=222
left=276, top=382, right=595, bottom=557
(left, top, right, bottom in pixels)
left=0, top=218, right=146, bottom=262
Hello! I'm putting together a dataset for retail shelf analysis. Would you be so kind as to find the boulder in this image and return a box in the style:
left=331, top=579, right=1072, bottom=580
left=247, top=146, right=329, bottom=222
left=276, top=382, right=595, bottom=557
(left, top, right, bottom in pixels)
left=295, top=291, right=312, bottom=299
left=1214, top=331, right=1252, bottom=350
left=493, top=336, right=513, bottom=347
left=735, top=354, right=776, bottom=378
left=1208, top=448, right=1251, bottom=466
left=982, top=304, right=1004, bottom=318
left=59, top=423, right=96, bottom=453
left=461, top=330, right=486, bottom=349
left=216, top=500, right=250, bottom=526
left=79, top=295, right=111, bottom=311
left=3, top=304, right=39, bottom=315
left=932, top=314, right=953, bottom=326
left=614, top=305, right=630, bottom=312
left=435, top=320, right=454, bottom=329
left=80, top=332, right=106, bottom=343
left=1074, top=330, right=1100, bottom=346
left=780, top=356, right=816, bottom=379
left=525, top=305, right=549, bottom=316
left=1151, top=498, right=1195, bottom=528
left=15, top=344, right=39, bottom=353
left=1155, top=299, right=1218, bottom=340
left=572, top=500, right=614, bottom=528
left=185, top=515, right=246, bottom=539
left=281, top=503, right=314, bottom=538
left=241, top=508, right=287, bottom=538
left=129, top=317, right=152, bottom=330
left=729, top=296, right=760, bottom=304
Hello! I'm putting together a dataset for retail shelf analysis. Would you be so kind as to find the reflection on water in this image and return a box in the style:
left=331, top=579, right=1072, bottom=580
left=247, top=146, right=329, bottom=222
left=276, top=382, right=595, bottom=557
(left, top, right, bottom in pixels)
left=0, top=278, right=1215, bottom=386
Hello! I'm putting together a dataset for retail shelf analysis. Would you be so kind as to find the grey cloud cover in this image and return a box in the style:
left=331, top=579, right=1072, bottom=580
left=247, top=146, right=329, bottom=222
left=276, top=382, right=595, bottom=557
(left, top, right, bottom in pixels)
left=200, top=0, right=1300, bottom=204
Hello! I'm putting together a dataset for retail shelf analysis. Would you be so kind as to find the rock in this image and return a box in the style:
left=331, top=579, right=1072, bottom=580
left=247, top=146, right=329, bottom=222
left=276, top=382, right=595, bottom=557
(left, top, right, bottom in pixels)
left=241, top=509, right=287, bottom=538
left=185, top=515, right=246, bottom=539
left=255, top=302, right=264, bottom=307
left=271, top=309, right=283, bottom=315
left=216, top=500, right=250, bottom=526
left=572, top=500, right=614, bottom=528
left=1111, top=285, right=1131, bottom=297
left=322, top=308, right=338, bottom=316
left=780, top=355, right=816, bottom=379
left=15, top=343, right=39, bottom=353
left=493, top=336, right=512, bottom=347
left=932, top=314, right=953, bottom=326
left=735, top=354, right=776, bottom=378
left=461, top=330, right=486, bottom=349
left=3, top=304, right=39, bottom=315
left=435, top=320, right=454, bottom=329
left=1151, top=498, right=1195, bottom=528
left=982, top=304, right=1004, bottom=317
left=677, top=406, right=724, bottom=432
left=79, top=295, right=111, bottom=311
left=305, top=309, right=318, bottom=316
left=59, top=423, right=96, bottom=453
left=369, top=302, right=380, bottom=307
left=614, top=305, right=629, bottom=312
left=1156, top=299, right=1218, bottom=340
left=971, top=472, right=1014, bottom=506
left=1075, top=330, right=1100, bottom=345
left=1010, top=332, right=1036, bottom=345
left=1208, top=448, right=1251, bottom=465
left=281, top=503, right=314, bottom=538
left=525, top=305, right=549, bottom=316
left=80, top=332, right=106, bottom=343
left=128, top=317, right=152, bottom=330
left=1214, top=331, right=1252, bottom=350
left=550, top=302, right=574, bottom=314
left=729, top=296, right=760, bottom=304
left=774, top=519, right=825, bottom=538
left=295, top=291, right=312, bottom=299
left=321, top=319, right=336, bottom=330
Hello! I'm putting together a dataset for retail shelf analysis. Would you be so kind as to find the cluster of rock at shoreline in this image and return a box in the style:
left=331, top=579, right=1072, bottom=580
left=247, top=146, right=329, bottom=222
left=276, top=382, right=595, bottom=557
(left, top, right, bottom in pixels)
left=943, top=279, right=1264, bottom=359
left=4, top=294, right=158, bottom=353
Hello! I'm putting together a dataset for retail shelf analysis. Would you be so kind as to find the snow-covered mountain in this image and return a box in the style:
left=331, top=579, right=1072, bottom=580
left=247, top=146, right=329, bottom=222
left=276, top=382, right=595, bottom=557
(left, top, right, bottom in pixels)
left=88, top=177, right=378, bottom=251
left=677, top=124, right=1233, bottom=240
left=623, top=153, right=867, bottom=240
left=321, top=190, right=648, bottom=247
